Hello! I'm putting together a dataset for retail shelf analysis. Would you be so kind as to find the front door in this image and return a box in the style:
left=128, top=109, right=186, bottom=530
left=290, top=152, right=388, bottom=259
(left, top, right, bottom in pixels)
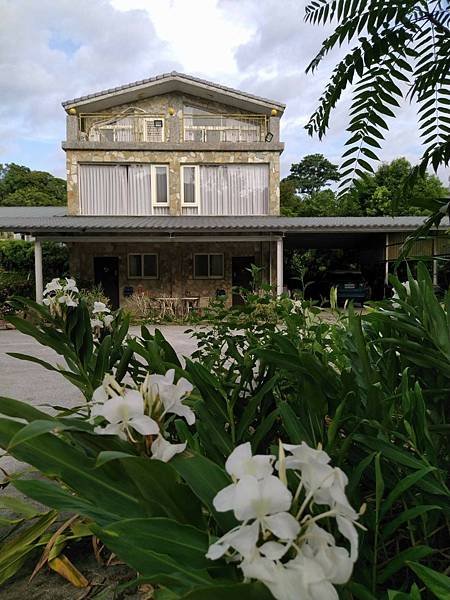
left=232, top=256, right=255, bottom=306
left=94, top=256, right=119, bottom=310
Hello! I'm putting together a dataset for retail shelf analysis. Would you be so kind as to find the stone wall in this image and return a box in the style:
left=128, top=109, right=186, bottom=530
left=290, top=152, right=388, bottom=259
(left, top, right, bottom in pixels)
left=69, top=239, right=278, bottom=307
left=66, top=148, right=280, bottom=216
left=64, top=91, right=282, bottom=216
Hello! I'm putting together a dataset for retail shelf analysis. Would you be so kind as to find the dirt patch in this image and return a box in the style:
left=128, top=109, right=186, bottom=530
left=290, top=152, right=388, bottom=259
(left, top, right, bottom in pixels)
left=0, top=540, right=140, bottom=599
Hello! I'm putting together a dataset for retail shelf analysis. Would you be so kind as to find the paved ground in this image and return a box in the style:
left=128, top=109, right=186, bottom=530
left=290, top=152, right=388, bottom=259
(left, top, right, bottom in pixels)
left=0, top=325, right=199, bottom=473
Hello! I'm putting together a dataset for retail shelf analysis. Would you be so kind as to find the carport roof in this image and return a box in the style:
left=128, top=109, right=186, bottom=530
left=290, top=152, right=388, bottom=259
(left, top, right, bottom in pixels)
left=0, top=209, right=448, bottom=234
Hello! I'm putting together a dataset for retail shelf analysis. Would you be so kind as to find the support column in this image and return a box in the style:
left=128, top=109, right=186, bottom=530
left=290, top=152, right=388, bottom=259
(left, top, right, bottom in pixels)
left=276, top=237, right=283, bottom=296
left=34, top=239, right=43, bottom=304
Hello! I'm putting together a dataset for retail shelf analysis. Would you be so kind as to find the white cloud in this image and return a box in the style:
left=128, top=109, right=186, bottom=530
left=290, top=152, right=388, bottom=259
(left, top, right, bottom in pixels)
left=0, top=0, right=447, bottom=186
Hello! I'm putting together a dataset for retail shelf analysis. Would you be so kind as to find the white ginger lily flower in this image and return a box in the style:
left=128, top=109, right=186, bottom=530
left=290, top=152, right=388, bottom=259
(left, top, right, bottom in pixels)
left=93, top=301, right=110, bottom=314
left=225, top=442, right=274, bottom=481
left=103, top=313, right=114, bottom=328
left=301, top=524, right=354, bottom=584
left=206, top=521, right=260, bottom=561
left=64, top=278, right=79, bottom=293
left=214, top=475, right=300, bottom=541
left=241, top=554, right=307, bottom=600
left=151, top=434, right=186, bottom=463
left=93, top=389, right=159, bottom=440
left=43, top=278, right=63, bottom=295
left=143, top=369, right=195, bottom=425
left=59, top=294, right=79, bottom=307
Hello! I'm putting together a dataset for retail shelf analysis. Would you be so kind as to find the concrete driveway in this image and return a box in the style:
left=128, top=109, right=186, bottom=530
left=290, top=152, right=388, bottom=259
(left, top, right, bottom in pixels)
left=0, top=325, right=199, bottom=473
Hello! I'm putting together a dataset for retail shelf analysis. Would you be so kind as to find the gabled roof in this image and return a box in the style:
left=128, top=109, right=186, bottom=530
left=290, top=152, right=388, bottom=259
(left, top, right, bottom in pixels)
left=62, top=71, right=286, bottom=115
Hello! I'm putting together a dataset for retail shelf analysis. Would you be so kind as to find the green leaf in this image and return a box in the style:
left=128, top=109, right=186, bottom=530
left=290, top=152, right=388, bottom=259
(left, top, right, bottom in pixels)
left=378, top=546, right=434, bottom=584
left=96, top=517, right=209, bottom=570
left=381, top=467, right=436, bottom=517
left=172, top=452, right=236, bottom=532
left=179, top=583, right=273, bottom=599
left=93, top=518, right=212, bottom=586
left=408, top=562, right=450, bottom=599
left=381, top=505, right=441, bottom=540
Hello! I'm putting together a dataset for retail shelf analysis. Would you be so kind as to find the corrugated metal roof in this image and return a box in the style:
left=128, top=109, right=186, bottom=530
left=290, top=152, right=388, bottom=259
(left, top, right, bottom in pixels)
left=0, top=214, right=446, bottom=234
left=62, top=71, right=286, bottom=111
left=0, top=207, right=67, bottom=218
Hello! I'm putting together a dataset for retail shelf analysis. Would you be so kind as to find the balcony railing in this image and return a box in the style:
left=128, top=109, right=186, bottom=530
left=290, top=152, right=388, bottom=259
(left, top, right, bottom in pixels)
left=183, top=114, right=268, bottom=143
left=75, top=112, right=271, bottom=144
left=78, top=113, right=166, bottom=143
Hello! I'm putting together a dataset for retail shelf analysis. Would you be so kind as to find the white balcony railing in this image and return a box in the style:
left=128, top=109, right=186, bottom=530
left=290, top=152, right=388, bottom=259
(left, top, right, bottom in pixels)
left=78, top=112, right=165, bottom=143
left=183, top=114, right=268, bottom=143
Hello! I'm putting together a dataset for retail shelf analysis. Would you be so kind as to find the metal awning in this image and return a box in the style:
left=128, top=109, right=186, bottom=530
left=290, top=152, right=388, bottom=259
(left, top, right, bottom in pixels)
left=0, top=209, right=446, bottom=236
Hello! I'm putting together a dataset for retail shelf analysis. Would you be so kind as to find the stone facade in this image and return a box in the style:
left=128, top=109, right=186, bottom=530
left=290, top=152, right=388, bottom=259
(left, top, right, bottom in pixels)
left=69, top=239, right=277, bottom=307
left=63, top=83, right=284, bottom=304
left=64, top=91, right=282, bottom=216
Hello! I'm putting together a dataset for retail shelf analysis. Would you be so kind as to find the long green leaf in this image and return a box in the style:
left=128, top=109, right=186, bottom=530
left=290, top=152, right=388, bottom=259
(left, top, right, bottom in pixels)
left=408, top=561, right=450, bottom=599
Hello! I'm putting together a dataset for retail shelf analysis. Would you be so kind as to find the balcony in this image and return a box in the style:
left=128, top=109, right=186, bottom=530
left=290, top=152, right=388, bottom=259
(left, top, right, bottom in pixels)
left=77, top=112, right=165, bottom=143
left=68, top=111, right=277, bottom=148
left=183, top=114, right=269, bottom=143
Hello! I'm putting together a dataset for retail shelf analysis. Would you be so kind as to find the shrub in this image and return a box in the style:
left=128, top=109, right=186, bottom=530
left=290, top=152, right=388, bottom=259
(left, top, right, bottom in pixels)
left=0, top=264, right=448, bottom=598
left=0, top=240, right=69, bottom=277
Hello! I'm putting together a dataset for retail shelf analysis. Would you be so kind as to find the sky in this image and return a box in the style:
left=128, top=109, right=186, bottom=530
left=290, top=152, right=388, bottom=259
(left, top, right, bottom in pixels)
left=0, top=0, right=448, bottom=184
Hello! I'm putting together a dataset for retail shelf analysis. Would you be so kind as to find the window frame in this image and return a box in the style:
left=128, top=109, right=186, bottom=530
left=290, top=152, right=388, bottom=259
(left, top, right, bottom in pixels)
left=193, top=253, right=224, bottom=279
left=143, top=117, right=165, bottom=143
left=127, top=253, right=159, bottom=279
left=151, top=164, right=169, bottom=207
left=181, top=165, right=200, bottom=211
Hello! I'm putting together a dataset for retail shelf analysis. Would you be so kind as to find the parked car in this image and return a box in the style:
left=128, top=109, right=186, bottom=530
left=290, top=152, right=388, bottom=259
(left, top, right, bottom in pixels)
left=308, top=269, right=371, bottom=305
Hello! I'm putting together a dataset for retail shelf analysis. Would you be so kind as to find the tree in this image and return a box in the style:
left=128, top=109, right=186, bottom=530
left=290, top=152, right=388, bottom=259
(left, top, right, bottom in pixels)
left=305, top=1, right=450, bottom=188
left=0, top=163, right=66, bottom=206
left=352, top=157, right=448, bottom=215
left=287, top=153, right=341, bottom=194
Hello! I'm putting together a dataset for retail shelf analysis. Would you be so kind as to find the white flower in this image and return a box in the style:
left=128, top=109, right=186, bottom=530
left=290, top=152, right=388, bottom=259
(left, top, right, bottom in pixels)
left=93, top=301, right=110, bottom=314
left=143, top=369, right=195, bottom=425
left=103, top=314, right=114, bottom=328
left=225, top=442, right=274, bottom=481
left=59, top=294, right=79, bottom=307
left=93, top=389, right=159, bottom=440
left=301, top=524, right=354, bottom=584
left=151, top=435, right=186, bottom=462
left=43, top=278, right=62, bottom=295
left=241, top=555, right=306, bottom=600
left=214, top=475, right=300, bottom=541
left=64, top=278, right=79, bottom=293
left=206, top=521, right=260, bottom=561
left=91, top=318, right=104, bottom=329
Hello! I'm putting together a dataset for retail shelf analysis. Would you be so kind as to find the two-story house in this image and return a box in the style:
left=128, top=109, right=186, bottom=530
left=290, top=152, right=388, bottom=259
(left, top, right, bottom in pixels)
left=1, top=72, right=443, bottom=306
left=58, top=71, right=285, bottom=307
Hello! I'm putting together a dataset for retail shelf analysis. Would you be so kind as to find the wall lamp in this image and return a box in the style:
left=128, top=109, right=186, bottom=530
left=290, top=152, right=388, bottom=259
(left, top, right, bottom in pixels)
left=265, top=132, right=274, bottom=142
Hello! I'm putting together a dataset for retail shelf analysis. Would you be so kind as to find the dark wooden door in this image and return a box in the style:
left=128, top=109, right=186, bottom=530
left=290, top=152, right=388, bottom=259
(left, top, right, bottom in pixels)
left=94, top=256, right=119, bottom=309
left=232, top=256, right=255, bottom=306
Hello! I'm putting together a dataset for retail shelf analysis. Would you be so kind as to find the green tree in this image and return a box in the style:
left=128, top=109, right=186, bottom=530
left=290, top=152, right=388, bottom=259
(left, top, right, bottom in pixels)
left=287, top=153, right=340, bottom=194
left=305, top=1, right=450, bottom=186
left=352, top=157, right=448, bottom=215
left=0, top=163, right=66, bottom=206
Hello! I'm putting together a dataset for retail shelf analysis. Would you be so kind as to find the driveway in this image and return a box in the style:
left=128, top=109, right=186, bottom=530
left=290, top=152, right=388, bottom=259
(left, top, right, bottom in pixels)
left=0, top=325, right=199, bottom=473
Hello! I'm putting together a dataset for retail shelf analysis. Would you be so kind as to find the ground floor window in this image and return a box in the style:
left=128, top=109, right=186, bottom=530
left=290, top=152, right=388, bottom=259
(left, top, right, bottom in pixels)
left=194, top=253, right=224, bottom=279
left=128, top=253, right=158, bottom=278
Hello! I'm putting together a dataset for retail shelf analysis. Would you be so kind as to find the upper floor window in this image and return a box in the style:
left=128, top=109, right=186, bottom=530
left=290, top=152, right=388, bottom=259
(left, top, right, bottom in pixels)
left=181, top=164, right=269, bottom=216
left=183, top=105, right=267, bottom=143
left=79, top=164, right=168, bottom=216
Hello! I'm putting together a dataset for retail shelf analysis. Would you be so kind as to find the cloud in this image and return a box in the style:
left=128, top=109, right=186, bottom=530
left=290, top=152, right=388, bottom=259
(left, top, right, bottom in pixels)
left=0, top=0, right=179, bottom=176
left=0, top=0, right=447, bottom=186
